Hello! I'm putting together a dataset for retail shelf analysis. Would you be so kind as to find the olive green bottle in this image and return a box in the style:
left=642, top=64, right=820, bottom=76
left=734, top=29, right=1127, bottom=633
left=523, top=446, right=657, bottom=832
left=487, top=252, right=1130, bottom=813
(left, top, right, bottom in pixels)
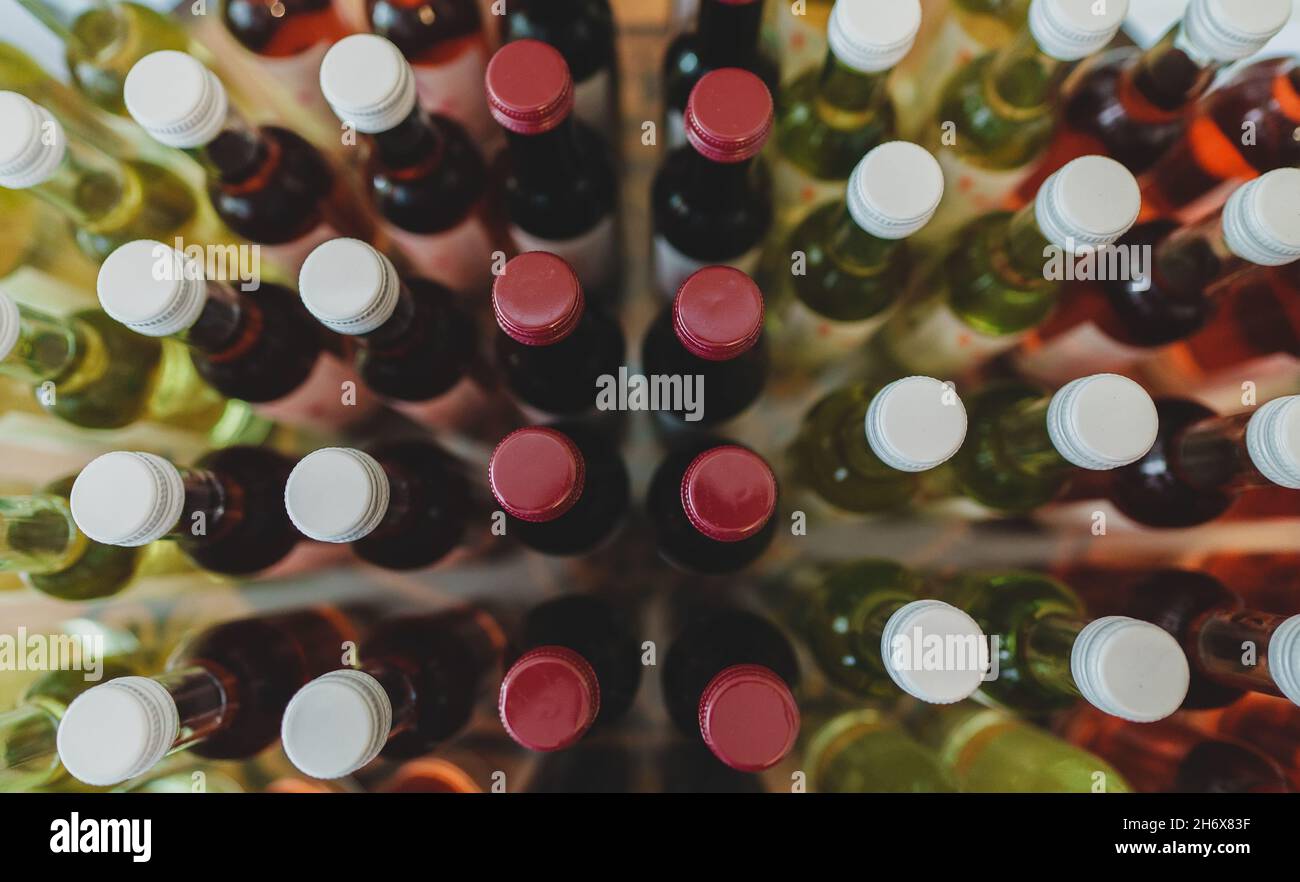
left=803, top=706, right=957, bottom=793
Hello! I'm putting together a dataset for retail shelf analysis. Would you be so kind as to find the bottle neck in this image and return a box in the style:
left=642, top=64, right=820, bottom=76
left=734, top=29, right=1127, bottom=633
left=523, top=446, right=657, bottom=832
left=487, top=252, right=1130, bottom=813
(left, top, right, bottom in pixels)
left=31, top=136, right=135, bottom=229
left=1194, top=608, right=1293, bottom=698
left=1125, top=25, right=1223, bottom=117
left=18, top=0, right=120, bottom=59
left=1006, top=200, right=1057, bottom=282
left=357, top=660, right=417, bottom=739
left=0, top=701, right=62, bottom=789
left=372, top=105, right=443, bottom=171
left=0, top=303, right=80, bottom=386
left=986, top=26, right=1070, bottom=112
left=181, top=280, right=249, bottom=354
left=154, top=666, right=232, bottom=753
left=698, top=0, right=762, bottom=67
left=168, top=466, right=229, bottom=542
left=1174, top=411, right=1274, bottom=493
left=829, top=207, right=905, bottom=271
left=1023, top=610, right=1089, bottom=701
left=505, top=118, right=584, bottom=186
left=1152, top=211, right=1244, bottom=298
left=685, top=148, right=759, bottom=205
left=360, top=281, right=418, bottom=347
left=0, top=493, right=85, bottom=576
left=994, top=392, right=1070, bottom=477
left=814, top=55, right=890, bottom=128
left=194, top=107, right=272, bottom=185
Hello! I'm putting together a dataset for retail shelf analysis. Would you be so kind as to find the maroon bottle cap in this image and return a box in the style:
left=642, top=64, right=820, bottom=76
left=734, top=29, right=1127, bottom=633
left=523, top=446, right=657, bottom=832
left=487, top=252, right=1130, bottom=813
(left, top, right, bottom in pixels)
left=684, top=68, right=773, bottom=163
left=485, top=39, right=575, bottom=135
left=499, top=646, right=601, bottom=752
left=492, top=252, right=585, bottom=346
left=672, top=266, right=765, bottom=361
left=488, top=427, right=585, bottom=522
left=698, top=664, right=800, bottom=772
left=680, top=445, right=777, bottom=542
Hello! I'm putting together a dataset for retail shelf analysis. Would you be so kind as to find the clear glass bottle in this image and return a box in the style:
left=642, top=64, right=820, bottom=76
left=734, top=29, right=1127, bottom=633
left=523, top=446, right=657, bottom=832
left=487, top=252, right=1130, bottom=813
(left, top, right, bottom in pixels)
left=802, top=706, right=957, bottom=793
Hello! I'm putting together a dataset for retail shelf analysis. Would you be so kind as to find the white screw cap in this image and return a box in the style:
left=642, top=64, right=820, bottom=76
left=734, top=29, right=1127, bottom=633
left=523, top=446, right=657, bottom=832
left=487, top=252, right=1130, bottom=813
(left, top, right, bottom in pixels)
left=57, top=677, right=180, bottom=786
left=1070, top=616, right=1190, bottom=722
left=1268, top=614, right=1300, bottom=707
left=847, top=141, right=945, bottom=240
left=865, top=376, right=967, bottom=472
left=881, top=600, right=988, bottom=704
left=1182, top=0, right=1293, bottom=63
left=1047, top=373, right=1159, bottom=471
left=828, top=0, right=923, bottom=73
left=0, top=91, right=66, bottom=188
left=1246, top=395, right=1300, bottom=489
left=1028, top=0, right=1128, bottom=62
left=97, top=240, right=208, bottom=337
left=281, top=669, right=393, bottom=779
left=0, top=292, right=22, bottom=362
left=1222, top=168, right=1300, bottom=267
left=1034, top=155, right=1142, bottom=255
left=123, top=51, right=229, bottom=149
left=70, top=452, right=186, bottom=547
left=319, top=34, right=418, bottom=133
left=285, top=448, right=391, bottom=543
left=299, top=238, right=402, bottom=335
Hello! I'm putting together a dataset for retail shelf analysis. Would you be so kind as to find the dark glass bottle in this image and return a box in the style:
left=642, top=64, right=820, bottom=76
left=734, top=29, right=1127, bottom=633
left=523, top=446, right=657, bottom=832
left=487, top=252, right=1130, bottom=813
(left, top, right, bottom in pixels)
left=661, top=608, right=799, bottom=772
left=491, top=251, right=624, bottom=419
left=68, top=446, right=300, bottom=575
left=641, top=265, right=768, bottom=428
left=280, top=607, right=507, bottom=777
left=486, top=39, right=620, bottom=298
left=662, top=0, right=778, bottom=149
left=652, top=68, right=773, bottom=300
left=488, top=424, right=629, bottom=556
left=647, top=439, right=777, bottom=574
left=498, top=595, right=642, bottom=752
left=285, top=441, right=475, bottom=571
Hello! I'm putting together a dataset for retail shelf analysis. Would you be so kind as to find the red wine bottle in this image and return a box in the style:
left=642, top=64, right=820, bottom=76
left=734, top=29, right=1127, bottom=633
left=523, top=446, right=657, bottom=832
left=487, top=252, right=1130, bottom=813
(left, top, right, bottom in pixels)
left=97, top=240, right=373, bottom=430
left=280, top=607, right=507, bottom=778
left=491, top=251, right=624, bottom=419
left=284, top=442, right=475, bottom=570
left=647, top=439, right=777, bottom=574
left=486, top=39, right=620, bottom=298
left=498, top=595, right=642, bottom=752
left=69, top=447, right=299, bottom=575
left=318, top=34, right=501, bottom=295
left=662, top=608, right=799, bottom=772
left=487, top=424, right=629, bottom=556
left=641, top=265, right=768, bottom=428
left=652, top=68, right=773, bottom=300
left=56, top=608, right=355, bottom=785
left=123, top=50, right=372, bottom=273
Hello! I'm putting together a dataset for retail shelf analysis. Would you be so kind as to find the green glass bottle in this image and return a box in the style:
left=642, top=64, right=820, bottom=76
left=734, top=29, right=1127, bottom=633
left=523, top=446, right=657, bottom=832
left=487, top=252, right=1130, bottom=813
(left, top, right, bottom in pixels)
left=910, top=702, right=1132, bottom=792
left=789, top=375, right=967, bottom=513
left=917, top=0, right=1127, bottom=243
left=770, top=0, right=921, bottom=230
left=788, top=558, right=986, bottom=704
left=803, top=706, right=957, bottom=792
left=876, top=155, right=1140, bottom=377
left=0, top=188, right=98, bottom=307
left=951, top=373, right=1157, bottom=513
left=940, top=570, right=1189, bottom=721
left=767, top=141, right=944, bottom=371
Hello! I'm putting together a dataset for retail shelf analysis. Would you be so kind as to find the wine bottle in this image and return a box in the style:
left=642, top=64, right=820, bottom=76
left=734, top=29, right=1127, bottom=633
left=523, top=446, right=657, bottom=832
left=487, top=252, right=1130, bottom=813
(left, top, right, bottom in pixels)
left=1140, top=56, right=1300, bottom=222
left=952, top=373, right=1158, bottom=513
left=69, top=447, right=301, bottom=575
left=940, top=570, right=1189, bottom=720
left=96, top=239, right=375, bottom=431
left=789, top=375, right=967, bottom=513
left=917, top=0, right=1128, bottom=243
left=876, top=155, right=1140, bottom=377
left=317, top=34, right=499, bottom=295
left=652, top=68, right=773, bottom=300
left=1012, top=0, right=1293, bottom=203
left=365, top=0, right=494, bottom=148
left=767, top=141, right=943, bottom=369
left=640, top=266, right=768, bottom=428
left=803, top=707, right=957, bottom=793
left=761, top=0, right=834, bottom=85
left=1210, top=694, right=1300, bottom=790
left=662, top=608, right=799, bottom=772
left=280, top=608, right=506, bottom=778
left=491, top=251, right=624, bottom=420
left=486, top=40, right=620, bottom=297
left=1015, top=169, right=1300, bottom=385
left=0, top=188, right=98, bottom=302
left=647, top=439, right=777, bottom=574
left=770, top=0, right=922, bottom=229
left=662, top=0, right=778, bottom=150
left=499, top=0, right=619, bottom=146
left=790, top=558, right=986, bottom=703
left=1105, top=394, right=1300, bottom=528
left=0, top=477, right=142, bottom=601
left=298, top=237, right=492, bottom=431
left=487, top=425, right=629, bottom=556
left=56, top=609, right=356, bottom=785
left=1059, top=704, right=1290, bottom=793
left=284, top=443, right=476, bottom=570
left=123, top=50, right=373, bottom=273
left=0, top=91, right=205, bottom=263
left=499, top=595, right=642, bottom=752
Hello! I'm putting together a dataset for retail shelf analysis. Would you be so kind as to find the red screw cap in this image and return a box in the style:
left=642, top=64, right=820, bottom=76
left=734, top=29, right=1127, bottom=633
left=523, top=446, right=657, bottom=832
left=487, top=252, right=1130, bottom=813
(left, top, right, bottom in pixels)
left=672, top=266, right=764, bottom=361
left=698, top=664, right=800, bottom=772
left=684, top=68, right=773, bottom=163
left=485, top=39, right=575, bottom=135
left=492, top=252, right=585, bottom=345
left=680, top=445, right=777, bottom=542
left=489, top=427, right=586, bottom=523
left=499, top=646, right=601, bottom=752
